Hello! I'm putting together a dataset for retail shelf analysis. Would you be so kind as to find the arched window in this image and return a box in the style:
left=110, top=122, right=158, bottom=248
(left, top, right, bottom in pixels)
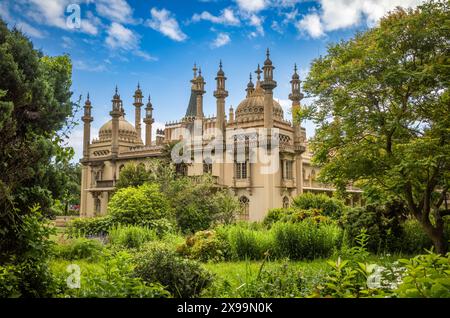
left=311, top=169, right=316, bottom=180
left=282, top=196, right=290, bottom=209
left=239, top=196, right=250, bottom=221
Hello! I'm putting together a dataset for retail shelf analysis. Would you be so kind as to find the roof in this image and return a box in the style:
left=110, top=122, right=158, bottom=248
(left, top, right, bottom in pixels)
left=185, top=91, right=198, bottom=117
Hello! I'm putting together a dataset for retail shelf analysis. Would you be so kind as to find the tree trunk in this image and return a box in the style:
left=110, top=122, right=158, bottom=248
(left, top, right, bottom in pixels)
left=420, top=220, right=448, bottom=255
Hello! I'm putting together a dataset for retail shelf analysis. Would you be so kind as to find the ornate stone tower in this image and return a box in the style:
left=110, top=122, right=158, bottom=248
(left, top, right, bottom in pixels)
left=133, top=83, right=143, bottom=142
left=143, top=95, right=154, bottom=146
left=194, top=67, right=205, bottom=120
left=245, top=73, right=255, bottom=98
left=82, top=93, right=93, bottom=159
left=214, top=60, right=228, bottom=138
left=261, top=49, right=277, bottom=129
left=110, top=86, right=122, bottom=157
left=289, top=64, right=303, bottom=124
left=228, top=105, right=234, bottom=123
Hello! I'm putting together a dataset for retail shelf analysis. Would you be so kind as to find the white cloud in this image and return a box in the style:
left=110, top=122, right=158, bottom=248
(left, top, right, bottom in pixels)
left=105, top=22, right=137, bottom=49
left=147, top=7, right=187, bottom=42
left=134, top=50, right=158, bottom=62
left=297, top=0, right=426, bottom=38
left=73, top=60, right=107, bottom=72
left=211, top=32, right=231, bottom=48
left=248, top=14, right=264, bottom=36
left=192, top=8, right=240, bottom=25
left=235, top=0, right=268, bottom=12
left=271, top=20, right=283, bottom=34
left=296, top=13, right=324, bottom=38
left=17, top=21, right=46, bottom=38
left=95, top=0, right=134, bottom=24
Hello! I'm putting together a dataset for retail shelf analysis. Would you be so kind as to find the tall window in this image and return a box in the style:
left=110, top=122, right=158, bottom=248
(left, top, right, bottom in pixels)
left=203, top=161, right=212, bottom=174
left=239, top=196, right=250, bottom=220
left=282, top=160, right=293, bottom=180
left=235, top=161, right=247, bottom=179
left=95, top=197, right=101, bottom=215
left=175, top=163, right=187, bottom=176
left=282, top=196, right=290, bottom=208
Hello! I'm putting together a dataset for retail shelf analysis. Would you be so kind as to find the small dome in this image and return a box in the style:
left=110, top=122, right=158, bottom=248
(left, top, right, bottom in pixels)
left=98, top=117, right=140, bottom=143
left=235, top=83, right=284, bottom=122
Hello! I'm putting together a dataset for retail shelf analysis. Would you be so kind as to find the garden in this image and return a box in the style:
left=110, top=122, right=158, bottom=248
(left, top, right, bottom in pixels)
left=38, top=164, right=449, bottom=298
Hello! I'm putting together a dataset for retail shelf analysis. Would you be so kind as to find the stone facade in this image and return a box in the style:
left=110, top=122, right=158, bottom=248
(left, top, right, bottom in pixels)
left=80, top=50, right=361, bottom=221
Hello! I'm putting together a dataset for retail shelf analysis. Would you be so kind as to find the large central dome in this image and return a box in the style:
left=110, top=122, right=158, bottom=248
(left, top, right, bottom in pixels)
left=235, top=83, right=284, bottom=122
left=98, top=116, right=141, bottom=143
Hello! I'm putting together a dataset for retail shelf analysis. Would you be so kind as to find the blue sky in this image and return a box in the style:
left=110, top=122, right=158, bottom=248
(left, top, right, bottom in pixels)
left=0, top=0, right=425, bottom=162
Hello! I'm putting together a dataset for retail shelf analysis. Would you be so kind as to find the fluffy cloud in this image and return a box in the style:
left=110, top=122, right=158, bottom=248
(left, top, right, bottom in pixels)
left=235, top=0, right=268, bottom=12
left=95, top=0, right=134, bottom=24
left=248, top=14, right=264, bottom=37
left=297, top=0, right=426, bottom=38
left=296, top=13, right=324, bottom=38
left=105, top=22, right=137, bottom=49
left=192, top=8, right=240, bottom=25
left=147, top=7, right=187, bottom=42
left=211, top=32, right=231, bottom=48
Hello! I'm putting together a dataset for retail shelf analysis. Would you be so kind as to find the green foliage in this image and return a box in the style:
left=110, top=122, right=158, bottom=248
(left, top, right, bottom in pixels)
left=177, top=230, right=231, bottom=262
left=109, top=225, right=157, bottom=249
left=395, top=251, right=450, bottom=298
left=108, top=183, right=171, bottom=226
left=302, top=0, right=450, bottom=253
left=342, top=205, right=403, bottom=253
left=224, top=225, right=274, bottom=260
left=0, top=19, right=74, bottom=296
left=54, top=252, right=170, bottom=298
left=292, top=192, right=345, bottom=219
left=55, top=237, right=104, bottom=261
left=66, top=216, right=114, bottom=238
left=263, top=208, right=296, bottom=227
left=116, top=163, right=151, bottom=189
left=0, top=264, right=21, bottom=298
left=170, top=175, right=221, bottom=233
left=399, top=219, right=433, bottom=254
left=273, top=220, right=342, bottom=260
left=134, top=243, right=214, bottom=297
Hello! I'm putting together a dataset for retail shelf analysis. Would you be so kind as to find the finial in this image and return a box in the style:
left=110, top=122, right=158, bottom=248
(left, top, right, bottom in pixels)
left=249, top=73, right=252, bottom=82
left=148, top=94, right=151, bottom=102
left=199, top=67, right=202, bottom=76
left=266, top=48, right=270, bottom=58
left=115, top=85, right=118, bottom=94
left=294, top=63, right=298, bottom=73
left=219, top=60, right=222, bottom=69
left=137, top=82, right=140, bottom=89
left=193, top=63, right=198, bottom=78
left=255, top=64, right=262, bottom=81
left=87, top=92, right=90, bottom=101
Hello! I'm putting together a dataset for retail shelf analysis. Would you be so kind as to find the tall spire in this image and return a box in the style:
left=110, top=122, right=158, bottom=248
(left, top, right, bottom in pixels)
left=133, top=83, right=144, bottom=143
left=214, top=60, right=228, bottom=141
left=255, top=64, right=262, bottom=82
left=289, top=63, right=303, bottom=125
left=246, top=73, right=255, bottom=97
left=193, top=63, right=198, bottom=78
left=144, top=94, right=154, bottom=146
left=82, top=93, right=93, bottom=159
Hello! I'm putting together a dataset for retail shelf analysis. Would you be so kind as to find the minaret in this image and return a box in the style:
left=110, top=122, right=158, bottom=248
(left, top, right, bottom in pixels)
left=82, top=93, right=93, bottom=159
left=194, top=67, right=205, bottom=120
left=261, top=48, right=277, bottom=129
left=110, top=86, right=122, bottom=156
left=214, top=60, right=228, bottom=137
left=229, top=105, right=234, bottom=123
left=245, top=73, right=254, bottom=97
left=289, top=64, right=303, bottom=125
left=133, top=83, right=143, bottom=142
left=143, top=95, right=154, bottom=146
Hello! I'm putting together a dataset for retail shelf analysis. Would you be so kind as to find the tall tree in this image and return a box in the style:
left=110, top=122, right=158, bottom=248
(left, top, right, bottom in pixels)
left=301, top=1, right=450, bottom=253
left=0, top=19, right=73, bottom=295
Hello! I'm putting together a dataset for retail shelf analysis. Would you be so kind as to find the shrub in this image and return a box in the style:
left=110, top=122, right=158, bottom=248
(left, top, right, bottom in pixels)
left=66, top=216, right=114, bottom=238
left=292, top=192, right=344, bottom=219
left=177, top=230, right=231, bottom=262
left=55, top=252, right=170, bottom=298
left=341, top=205, right=402, bottom=253
left=225, top=225, right=273, bottom=260
left=273, top=220, right=341, bottom=260
left=134, top=243, right=214, bottom=297
left=55, top=237, right=104, bottom=261
left=108, top=183, right=171, bottom=226
left=0, top=265, right=21, bottom=298
left=263, top=208, right=296, bottom=227
left=109, top=225, right=157, bottom=249
left=395, top=251, right=450, bottom=298
left=399, top=219, right=433, bottom=254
